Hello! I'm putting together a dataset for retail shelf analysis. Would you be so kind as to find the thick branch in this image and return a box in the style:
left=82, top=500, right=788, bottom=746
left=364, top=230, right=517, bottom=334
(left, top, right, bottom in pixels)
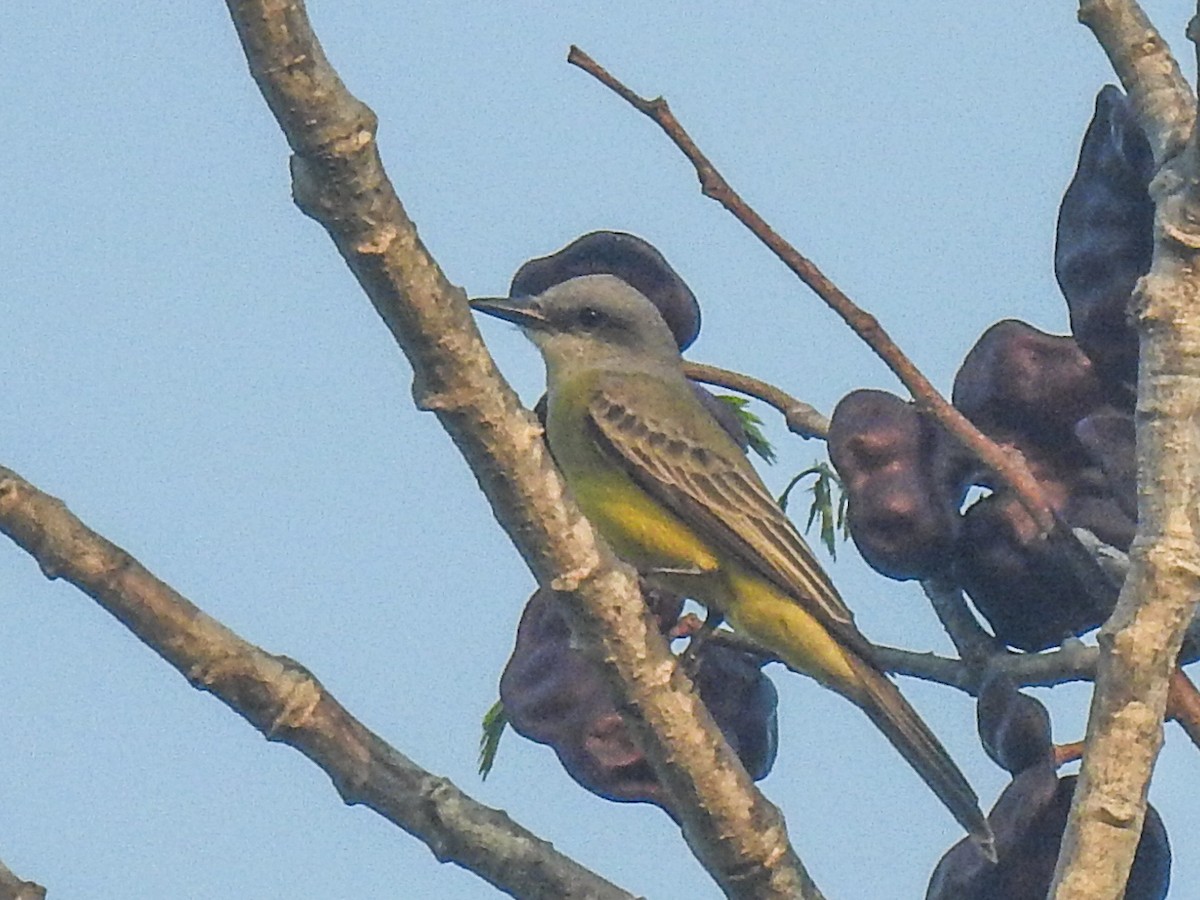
left=1078, top=0, right=1195, bottom=164
left=0, top=859, right=45, bottom=900
left=1053, top=6, right=1200, bottom=896
left=222, top=2, right=818, bottom=897
left=0, top=467, right=632, bottom=900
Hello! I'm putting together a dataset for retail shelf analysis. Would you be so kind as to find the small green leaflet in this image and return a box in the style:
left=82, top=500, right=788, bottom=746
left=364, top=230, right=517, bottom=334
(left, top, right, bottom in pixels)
left=714, top=395, right=776, bottom=463
left=778, top=461, right=849, bottom=557
left=478, top=699, right=508, bottom=779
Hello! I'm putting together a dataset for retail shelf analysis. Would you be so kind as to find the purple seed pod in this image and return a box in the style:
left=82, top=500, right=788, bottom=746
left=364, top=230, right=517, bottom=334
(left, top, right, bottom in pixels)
left=926, top=762, right=1060, bottom=900
left=1062, top=485, right=1137, bottom=553
left=499, top=585, right=777, bottom=813
left=499, top=587, right=672, bottom=806
left=928, top=771, right=1170, bottom=899
left=975, top=675, right=1053, bottom=776
left=510, top=231, right=702, bottom=350
left=690, top=642, right=779, bottom=781
left=828, top=389, right=965, bottom=580
left=1075, top=408, right=1138, bottom=522
left=956, top=493, right=1110, bottom=652
left=1054, top=85, right=1154, bottom=391
left=952, top=320, right=1106, bottom=449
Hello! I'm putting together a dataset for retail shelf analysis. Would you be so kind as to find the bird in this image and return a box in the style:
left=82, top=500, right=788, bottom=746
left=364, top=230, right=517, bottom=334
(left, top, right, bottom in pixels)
left=471, top=273, right=995, bottom=857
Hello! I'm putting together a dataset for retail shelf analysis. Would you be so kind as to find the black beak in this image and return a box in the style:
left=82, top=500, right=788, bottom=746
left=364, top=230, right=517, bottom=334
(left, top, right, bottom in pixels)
left=469, top=296, right=547, bottom=329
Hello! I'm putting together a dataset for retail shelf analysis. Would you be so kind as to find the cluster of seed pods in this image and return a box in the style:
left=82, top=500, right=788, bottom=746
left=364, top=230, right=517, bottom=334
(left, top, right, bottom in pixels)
left=829, top=86, right=1150, bottom=652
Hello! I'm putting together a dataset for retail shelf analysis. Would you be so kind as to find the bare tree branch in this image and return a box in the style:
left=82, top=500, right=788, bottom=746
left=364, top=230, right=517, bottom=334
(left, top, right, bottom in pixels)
left=1167, top=669, right=1200, bottom=748
left=220, top=2, right=819, bottom=897
left=921, top=579, right=1003, bottom=673
left=1078, top=0, right=1195, bottom=164
left=0, top=859, right=45, bottom=900
left=876, top=642, right=1097, bottom=693
left=0, top=466, right=636, bottom=900
left=1052, top=4, right=1200, bottom=897
left=711, top=622, right=1099, bottom=694
left=682, top=361, right=830, bottom=439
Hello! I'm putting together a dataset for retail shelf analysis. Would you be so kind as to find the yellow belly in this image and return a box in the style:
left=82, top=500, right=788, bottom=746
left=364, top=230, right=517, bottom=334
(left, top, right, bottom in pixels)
left=570, top=470, right=719, bottom=573
left=569, top=468, right=857, bottom=693
left=723, top=563, right=857, bottom=690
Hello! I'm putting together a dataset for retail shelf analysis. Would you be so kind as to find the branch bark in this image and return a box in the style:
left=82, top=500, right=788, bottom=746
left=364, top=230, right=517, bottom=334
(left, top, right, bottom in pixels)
left=876, top=641, right=1098, bottom=693
left=0, top=859, right=45, bottom=900
left=0, top=466, right=635, bottom=900
left=1078, top=0, right=1195, bottom=164
left=221, top=2, right=818, bottom=896
left=1053, top=3, right=1200, bottom=897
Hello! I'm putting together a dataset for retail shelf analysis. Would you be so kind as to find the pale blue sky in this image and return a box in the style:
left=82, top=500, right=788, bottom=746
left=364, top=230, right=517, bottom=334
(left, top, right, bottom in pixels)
left=2, top=3, right=1195, bottom=898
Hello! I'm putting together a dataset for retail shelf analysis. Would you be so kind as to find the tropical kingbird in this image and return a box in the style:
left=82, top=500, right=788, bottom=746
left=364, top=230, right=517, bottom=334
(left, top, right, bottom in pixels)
left=472, top=274, right=993, bottom=855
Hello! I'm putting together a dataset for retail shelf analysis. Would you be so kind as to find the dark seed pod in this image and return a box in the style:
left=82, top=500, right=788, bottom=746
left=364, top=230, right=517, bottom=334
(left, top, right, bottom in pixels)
left=927, top=762, right=1060, bottom=900
left=510, top=231, right=702, bottom=350
left=946, top=317, right=1132, bottom=646
left=828, top=390, right=965, bottom=580
left=690, top=642, right=779, bottom=781
left=1054, top=85, right=1154, bottom=391
left=499, top=585, right=777, bottom=813
left=499, top=587, right=671, bottom=807
left=956, top=494, right=1109, bottom=651
left=952, top=320, right=1106, bottom=449
left=1075, top=408, right=1138, bottom=522
left=928, top=770, right=1170, bottom=899
left=975, top=675, right=1052, bottom=776
left=1062, top=483, right=1137, bottom=553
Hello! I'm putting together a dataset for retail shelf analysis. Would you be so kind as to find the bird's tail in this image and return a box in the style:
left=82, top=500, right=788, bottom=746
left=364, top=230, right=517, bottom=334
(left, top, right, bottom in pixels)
left=845, top=654, right=996, bottom=862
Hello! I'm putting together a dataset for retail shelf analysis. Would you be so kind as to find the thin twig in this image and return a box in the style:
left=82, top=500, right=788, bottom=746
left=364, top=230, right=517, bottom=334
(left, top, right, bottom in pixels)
left=683, top=361, right=829, bottom=439
left=1055, top=741, right=1086, bottom=768
left=708, top=624, right=1098, bottom=694
left=875, top=644, right=1100, bottom=692
left=567, top=44, right=1058, bottom=536
left=921, top=578, right=1003, bottom=674
left=1167, top=669, right=1200, bottom=749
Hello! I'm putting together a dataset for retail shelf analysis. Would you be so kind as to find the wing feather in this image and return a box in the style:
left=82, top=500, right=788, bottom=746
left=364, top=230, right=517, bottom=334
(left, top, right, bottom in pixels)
left=587, top=376, right=874, bottom=659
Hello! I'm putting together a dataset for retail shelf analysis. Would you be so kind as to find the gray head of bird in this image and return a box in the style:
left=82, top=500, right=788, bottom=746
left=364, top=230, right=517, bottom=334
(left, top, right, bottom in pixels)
left=471, top=274, right=684, bottom=378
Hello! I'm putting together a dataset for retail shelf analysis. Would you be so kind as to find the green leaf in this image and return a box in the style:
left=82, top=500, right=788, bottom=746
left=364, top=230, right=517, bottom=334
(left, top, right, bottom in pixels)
left=778, top=461, right=847, bottom=557
left=714, top=395, right=776, bottom=463
left=478, top=699, right=508, bottom=779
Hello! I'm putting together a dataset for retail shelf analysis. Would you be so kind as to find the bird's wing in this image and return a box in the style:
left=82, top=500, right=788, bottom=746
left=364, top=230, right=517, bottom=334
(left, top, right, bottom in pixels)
left=586, top=374, right=873, bottom=659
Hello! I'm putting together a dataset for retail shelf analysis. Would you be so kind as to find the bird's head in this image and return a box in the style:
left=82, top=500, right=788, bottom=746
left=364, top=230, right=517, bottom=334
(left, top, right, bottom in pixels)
left=471, top=274, right=683, bottom=376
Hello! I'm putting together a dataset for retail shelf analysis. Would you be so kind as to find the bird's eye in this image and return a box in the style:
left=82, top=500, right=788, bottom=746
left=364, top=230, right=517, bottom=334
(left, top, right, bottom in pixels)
left=576, top=306, right=604, bottom=328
